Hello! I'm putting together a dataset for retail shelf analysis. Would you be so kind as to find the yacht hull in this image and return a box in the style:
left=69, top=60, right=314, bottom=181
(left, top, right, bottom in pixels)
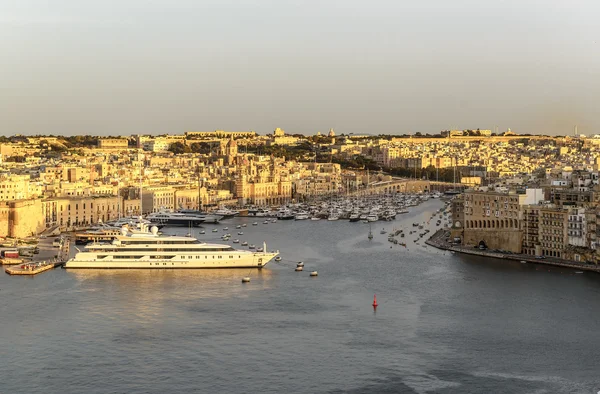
left=64, top=253, right=278, bottom=269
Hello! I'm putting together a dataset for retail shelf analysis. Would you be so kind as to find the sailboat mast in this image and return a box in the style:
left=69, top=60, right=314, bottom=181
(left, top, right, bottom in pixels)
left=197, top=164, right=202, bottom=211
left=139, top=161, right=143, bottom=216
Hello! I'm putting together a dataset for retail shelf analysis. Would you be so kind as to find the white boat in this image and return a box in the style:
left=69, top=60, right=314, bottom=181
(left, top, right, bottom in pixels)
left=177, top=209, right=223, bottom=224
left=367, top=214, right=378, bottom=222
left=233, top=239, right=239, bottom=243
left=276, top=208, right=295, bottom=220
left=295, top=212, right=310, bottom=220
left=64, top=227, right=278, bottom=269
left=252, top=222, right=258, bottom=226
left=146, top=211, right=205, bottom=227
left=254, top=209, right=271, bottom=217
left=241, top=223, right=247, bottom=227
left=107, top=216, right=164, bottom=230
left=213, top=208, right=239, bottom=218
left=241, top=241, right=248, bottom=246
left=327, top=214, right=339, bottom=221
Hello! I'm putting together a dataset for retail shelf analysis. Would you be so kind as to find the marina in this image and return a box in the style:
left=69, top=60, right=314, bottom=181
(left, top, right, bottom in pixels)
left=2, top=198, right=600, bottom=394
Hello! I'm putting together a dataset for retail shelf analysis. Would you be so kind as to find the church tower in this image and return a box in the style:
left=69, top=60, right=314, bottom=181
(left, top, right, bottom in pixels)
left=225, top=136, right=238, bottom=165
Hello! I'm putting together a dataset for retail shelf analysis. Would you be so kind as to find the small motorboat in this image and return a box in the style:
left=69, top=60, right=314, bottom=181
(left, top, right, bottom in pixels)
left=249, top=244, right=256, bottom=249
left=223, top=227, right=229, bottom=231
left=212, top=229, right=218, bottom=232
left=236, top=225, right=242, bottom=229
left=275, top=256, right=282, bottom=262
left=200, top=230, right=206, bottom=234
left=271, top=219, right=277, bottom=223
left=233, top=239, right=239, bottom=243
left=252, top=222, right=258, bottom=226
left=263, top=220, right=269, bottom=224
left=257, top=247, right=264, bottom=252
left=238, top=232, right=244, bottom=235
left=241, top=223, right=247, bottom=227
left=241, top=241, right=248, bottom=246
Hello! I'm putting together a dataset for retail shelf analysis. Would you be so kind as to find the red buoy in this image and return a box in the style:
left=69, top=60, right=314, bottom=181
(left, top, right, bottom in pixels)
left=372, top=294, right=378, bottom=308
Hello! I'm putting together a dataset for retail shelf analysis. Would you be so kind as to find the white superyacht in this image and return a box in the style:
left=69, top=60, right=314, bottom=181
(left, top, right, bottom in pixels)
left=64, top=226, right=278, bottom=269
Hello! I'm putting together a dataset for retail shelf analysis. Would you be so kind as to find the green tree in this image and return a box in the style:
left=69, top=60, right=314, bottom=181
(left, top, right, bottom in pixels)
left=190, top=142, right=214, bottom=154
left=168, top=142, right=191, bottom=154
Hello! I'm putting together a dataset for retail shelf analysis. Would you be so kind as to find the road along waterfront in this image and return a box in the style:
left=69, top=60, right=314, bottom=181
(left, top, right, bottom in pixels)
left=426, top=228, right=600, bottom=273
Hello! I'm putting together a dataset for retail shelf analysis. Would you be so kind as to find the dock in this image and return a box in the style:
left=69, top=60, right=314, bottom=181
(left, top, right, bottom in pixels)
left=4, top=235, right=71, bottom=276
left=5, top=261, right=57, bottom=275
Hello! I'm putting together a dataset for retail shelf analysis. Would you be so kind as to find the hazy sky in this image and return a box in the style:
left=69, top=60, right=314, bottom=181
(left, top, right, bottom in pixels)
left=1, top=0, right=599, bottom=136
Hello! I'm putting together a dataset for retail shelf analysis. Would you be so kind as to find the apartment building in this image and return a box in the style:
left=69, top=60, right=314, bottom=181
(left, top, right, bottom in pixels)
left=97, top=138, right=129, bottom=150
left=42, top=195, right=122, bottom=229
left=0, top=174, right=42, bottom=201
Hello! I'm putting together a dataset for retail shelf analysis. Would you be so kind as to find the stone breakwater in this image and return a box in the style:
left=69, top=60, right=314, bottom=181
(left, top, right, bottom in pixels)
left=426, top=229, right=600, bottom=273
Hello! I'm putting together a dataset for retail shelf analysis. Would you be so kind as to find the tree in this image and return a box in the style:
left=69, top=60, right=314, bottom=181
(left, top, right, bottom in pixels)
left=168, top=142, right=191, bottom=154
left=190, top=142, right=214, bottom=154
left=49, top=143, right=67, bottom=152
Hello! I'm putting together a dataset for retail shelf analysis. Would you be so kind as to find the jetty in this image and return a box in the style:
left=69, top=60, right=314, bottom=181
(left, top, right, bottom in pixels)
left=5, top=261, right=57, bottom=275
left=4, top=234, right=71, bottom=276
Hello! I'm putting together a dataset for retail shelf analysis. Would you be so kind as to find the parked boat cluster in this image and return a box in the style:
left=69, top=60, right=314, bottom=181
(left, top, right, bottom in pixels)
left=247, top=192, right=444, bottom=222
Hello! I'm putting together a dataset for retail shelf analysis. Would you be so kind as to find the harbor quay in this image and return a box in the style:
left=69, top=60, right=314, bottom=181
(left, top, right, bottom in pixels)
left=426, top=229, right=600, bottom=273
left=3, top=236, right=68, bottom=276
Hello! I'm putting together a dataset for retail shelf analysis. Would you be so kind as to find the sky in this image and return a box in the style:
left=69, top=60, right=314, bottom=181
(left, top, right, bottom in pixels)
left=1, top=0, right=599, bottom=136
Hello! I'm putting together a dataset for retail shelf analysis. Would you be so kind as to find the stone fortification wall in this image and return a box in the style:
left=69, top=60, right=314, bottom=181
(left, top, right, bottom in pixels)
left=463, top=228, right=523, bottom=253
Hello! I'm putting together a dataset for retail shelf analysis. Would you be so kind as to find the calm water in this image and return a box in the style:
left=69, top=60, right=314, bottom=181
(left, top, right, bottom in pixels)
left=2, top=200, right=599, bottom=394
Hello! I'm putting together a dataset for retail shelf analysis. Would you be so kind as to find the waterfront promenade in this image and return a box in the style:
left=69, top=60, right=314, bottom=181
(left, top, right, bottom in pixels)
left=426, top=229, right=600, bottom=273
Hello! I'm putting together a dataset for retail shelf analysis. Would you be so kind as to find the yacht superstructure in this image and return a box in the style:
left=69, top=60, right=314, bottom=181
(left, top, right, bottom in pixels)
left=64, top=226, right=278, bottom=269
left=146, top=211, right=206, bottom=227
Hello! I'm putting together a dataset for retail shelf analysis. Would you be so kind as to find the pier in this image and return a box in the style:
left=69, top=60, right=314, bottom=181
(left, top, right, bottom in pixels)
left=5, top=261, right=57, bottom=275
left=4, top=235, right=70, bottom=276
left=426, top=229, right=600, bottom=273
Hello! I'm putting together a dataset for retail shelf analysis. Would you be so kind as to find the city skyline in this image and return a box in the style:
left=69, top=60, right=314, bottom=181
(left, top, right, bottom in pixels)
left=2, top=0, right=599, bottom=136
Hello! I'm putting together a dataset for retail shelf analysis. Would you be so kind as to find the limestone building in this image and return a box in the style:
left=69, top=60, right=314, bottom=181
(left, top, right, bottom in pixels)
left=462, top=190, right=524, bottom=252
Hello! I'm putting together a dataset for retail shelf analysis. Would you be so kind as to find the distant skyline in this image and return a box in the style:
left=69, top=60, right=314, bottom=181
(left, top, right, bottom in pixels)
left=2, top=0, right=599, bottom=137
